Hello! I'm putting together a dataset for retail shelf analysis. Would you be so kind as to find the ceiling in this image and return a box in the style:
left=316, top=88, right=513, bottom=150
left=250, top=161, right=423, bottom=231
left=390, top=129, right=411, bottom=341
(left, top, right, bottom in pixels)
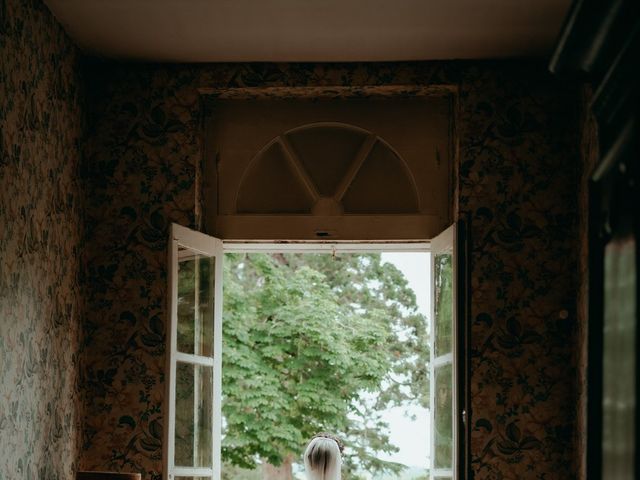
left=44, top=0, right=572, bottom=63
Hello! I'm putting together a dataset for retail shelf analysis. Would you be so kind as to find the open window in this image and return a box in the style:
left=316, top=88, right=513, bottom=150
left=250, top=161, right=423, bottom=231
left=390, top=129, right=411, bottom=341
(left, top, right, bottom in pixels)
left=429, top=224, right=460, bottom=480
left=164, top=224, right=223, bottom=480
left=165, top=222, right=466, bottom=479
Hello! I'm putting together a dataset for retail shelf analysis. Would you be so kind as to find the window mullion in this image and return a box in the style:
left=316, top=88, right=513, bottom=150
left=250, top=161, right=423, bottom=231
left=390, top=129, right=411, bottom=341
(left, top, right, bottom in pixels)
left=175, top=351, right=215, bottom=367
left=193, top=257, right=201, bottom=468
left=172, top=466, right=214, bottom=476
left=432, top=468, right=454, bottom=477
left=433, top=352, right=453, bottom=368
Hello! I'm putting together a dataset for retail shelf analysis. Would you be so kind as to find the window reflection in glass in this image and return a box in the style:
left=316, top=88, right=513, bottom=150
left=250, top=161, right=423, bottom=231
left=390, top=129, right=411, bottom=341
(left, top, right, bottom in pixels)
left=175, top=361, right=214, bottom=468
left=434, top=253, right=453, bottom=357
left=177, top=252, right=215, bottom=356
left=434, top=363, right=453, bottom=470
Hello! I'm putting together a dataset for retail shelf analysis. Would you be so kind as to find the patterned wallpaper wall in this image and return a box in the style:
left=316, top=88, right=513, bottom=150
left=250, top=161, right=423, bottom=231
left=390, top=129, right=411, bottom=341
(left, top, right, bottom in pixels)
left=458, top=65, right=580, bottom=479
left=0, top=0, right=85, bottom=478
left=80, top=65, right=201, bottom=477
left=81, top=61, right=583, bottom=480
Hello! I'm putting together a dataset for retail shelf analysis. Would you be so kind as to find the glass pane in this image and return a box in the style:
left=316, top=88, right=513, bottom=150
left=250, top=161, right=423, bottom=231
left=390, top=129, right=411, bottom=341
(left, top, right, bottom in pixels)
left=434, top=363, right=453, bottom=469
left=602, top=235, right=636, bottom=478
left=434, top=253, right=453, bottom=357
left=175, top=362, right=214, bottom=468
left=178, top=251, right=215, bottom=356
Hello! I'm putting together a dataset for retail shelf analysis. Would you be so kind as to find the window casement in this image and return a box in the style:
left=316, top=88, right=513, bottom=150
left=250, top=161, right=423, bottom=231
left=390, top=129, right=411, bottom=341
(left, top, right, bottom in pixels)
left=165, top=222, right=464, bottom=479
left=429, top=224, right=459, bottom=480
left=164, top=224, right=223, bottom=480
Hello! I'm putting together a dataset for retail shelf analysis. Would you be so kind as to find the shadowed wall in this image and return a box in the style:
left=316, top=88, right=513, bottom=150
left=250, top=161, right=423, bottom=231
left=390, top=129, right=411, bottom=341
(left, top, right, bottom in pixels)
left=457, top=65, right=580, bottom=477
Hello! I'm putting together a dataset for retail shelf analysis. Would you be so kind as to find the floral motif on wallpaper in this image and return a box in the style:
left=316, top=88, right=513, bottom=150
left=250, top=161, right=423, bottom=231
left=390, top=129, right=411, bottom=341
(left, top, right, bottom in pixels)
left=0, top=0, right=85, bottom=479
left=81, top=60, right=582, bottom=480
left=458, top=67, right=580, bottom=479
left=81, top=63, right=202, bottom=480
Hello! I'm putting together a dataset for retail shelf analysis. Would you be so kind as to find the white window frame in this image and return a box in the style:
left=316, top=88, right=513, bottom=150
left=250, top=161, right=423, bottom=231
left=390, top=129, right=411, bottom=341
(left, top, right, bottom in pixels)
left=429, top=224, right=458, bottom=480
left=166, top=224, right=460, bottom=479
left=165, top=224, right=223, bottom=480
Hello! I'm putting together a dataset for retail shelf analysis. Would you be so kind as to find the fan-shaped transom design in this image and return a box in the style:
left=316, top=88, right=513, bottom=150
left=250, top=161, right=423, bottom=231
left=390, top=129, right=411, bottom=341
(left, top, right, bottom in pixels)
left=236, top=122, right=420, bottom=215
left=206, top=92, right=452, bottom=240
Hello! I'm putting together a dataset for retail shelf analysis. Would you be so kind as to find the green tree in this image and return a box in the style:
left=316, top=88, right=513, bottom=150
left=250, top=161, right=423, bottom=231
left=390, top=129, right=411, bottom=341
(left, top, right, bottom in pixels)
left=222, top=253, right=429, bottom=479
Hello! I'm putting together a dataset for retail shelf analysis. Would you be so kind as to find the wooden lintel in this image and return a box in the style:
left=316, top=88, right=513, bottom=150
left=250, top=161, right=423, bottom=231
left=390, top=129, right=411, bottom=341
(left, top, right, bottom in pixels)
left=214, top=214, right=445, bottom=241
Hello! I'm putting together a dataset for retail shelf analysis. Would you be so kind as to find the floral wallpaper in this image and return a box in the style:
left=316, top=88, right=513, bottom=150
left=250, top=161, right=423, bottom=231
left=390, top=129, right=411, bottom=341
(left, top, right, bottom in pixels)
left=80, top=61, right=584, bottom=480
left=80, top=64, right=202, bottom=479
left=0, top=0, right=85, bottom=479
left=458, top=65, right=581, bottom=479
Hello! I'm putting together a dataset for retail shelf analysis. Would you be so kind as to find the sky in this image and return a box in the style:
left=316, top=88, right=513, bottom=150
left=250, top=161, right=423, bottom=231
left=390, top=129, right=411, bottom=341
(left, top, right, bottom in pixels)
left=378, top=252, right=431, bottom=469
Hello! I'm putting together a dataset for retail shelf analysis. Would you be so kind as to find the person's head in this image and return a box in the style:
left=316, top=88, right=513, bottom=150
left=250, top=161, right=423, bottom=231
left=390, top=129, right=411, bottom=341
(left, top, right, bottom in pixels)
left=303, top=433, right=344, bottom=480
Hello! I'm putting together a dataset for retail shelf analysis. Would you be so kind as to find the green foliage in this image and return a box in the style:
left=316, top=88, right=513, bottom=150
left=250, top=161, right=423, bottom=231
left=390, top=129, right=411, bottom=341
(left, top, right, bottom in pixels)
left=222, top=253, right=429, bottom=476
left=221, top=463, right=263, bottom=480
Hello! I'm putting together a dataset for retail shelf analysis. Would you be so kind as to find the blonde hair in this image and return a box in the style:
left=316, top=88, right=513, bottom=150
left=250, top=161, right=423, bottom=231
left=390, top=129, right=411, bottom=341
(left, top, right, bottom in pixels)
left=303, top=435, right=342, bottom=480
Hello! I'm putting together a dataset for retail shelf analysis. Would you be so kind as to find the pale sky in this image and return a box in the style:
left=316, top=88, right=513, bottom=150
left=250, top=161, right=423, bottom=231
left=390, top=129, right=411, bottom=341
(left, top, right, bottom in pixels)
left=378, top=252, right=431, bottom=469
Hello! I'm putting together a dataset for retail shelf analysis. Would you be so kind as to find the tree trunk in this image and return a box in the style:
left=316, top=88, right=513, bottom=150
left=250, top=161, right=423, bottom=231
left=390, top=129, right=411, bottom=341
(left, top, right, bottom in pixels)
left=262, top=454, right=294, bottom=480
